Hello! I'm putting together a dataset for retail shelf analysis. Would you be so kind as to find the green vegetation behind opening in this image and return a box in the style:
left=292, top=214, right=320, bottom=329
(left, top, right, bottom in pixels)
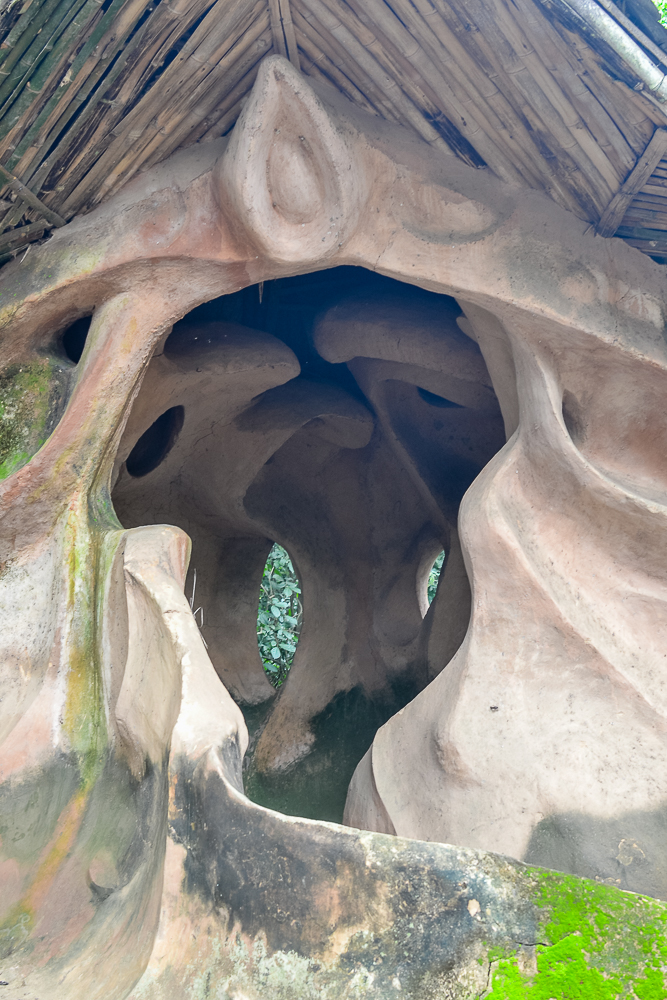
left=257, top=544, right=302, bottom=687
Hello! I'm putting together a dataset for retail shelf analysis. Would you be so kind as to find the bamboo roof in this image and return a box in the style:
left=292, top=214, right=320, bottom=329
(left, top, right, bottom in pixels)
left=1, top=0, right=667, bottom=263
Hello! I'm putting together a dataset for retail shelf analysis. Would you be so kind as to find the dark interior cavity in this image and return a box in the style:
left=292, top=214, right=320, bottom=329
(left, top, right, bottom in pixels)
left=417, top=387, right=463, bottom=409
left=61, top=315, right=92, bottom=364
left=126, top=405, right=184, bottom=477
left=112, top=266, right=506, bottom=825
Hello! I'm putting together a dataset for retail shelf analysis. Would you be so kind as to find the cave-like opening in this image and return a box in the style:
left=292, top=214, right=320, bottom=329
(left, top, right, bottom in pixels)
left=111, top=265, right=506, bottom=825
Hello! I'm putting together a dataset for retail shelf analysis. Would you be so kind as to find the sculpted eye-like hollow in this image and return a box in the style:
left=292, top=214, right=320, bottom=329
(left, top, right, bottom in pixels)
left=61, top=315, right=92, bottom=364
left=126, top=405, right=184, bottom=477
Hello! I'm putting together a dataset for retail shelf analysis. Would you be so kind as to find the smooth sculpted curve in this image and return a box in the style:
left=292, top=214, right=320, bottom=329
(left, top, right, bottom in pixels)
left=1, top=54, right=667, bottom=997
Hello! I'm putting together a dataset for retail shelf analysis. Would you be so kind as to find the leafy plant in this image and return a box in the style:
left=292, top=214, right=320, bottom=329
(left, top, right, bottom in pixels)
left=427, top=550, right=445, bottom=605
left=653, top=0, right=667, bottom=25
left=257, top=544, right=302, bottom=687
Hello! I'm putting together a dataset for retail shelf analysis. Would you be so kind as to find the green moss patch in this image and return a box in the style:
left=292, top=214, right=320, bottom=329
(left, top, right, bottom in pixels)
left=487, top=870, right=667, bottom=998
left=0, top=357, right=72, bottom=479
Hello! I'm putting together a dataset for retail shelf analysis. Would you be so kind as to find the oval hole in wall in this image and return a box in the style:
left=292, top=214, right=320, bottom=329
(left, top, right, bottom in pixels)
left=126, top=405, right=184, bottom=477
left=62, top=315, right=92, bottom=363
left=257, top=543, right=302, bottom=687
left=416, top=547, right=446, bottom=618
left=427, top=550, right=445, bottom=607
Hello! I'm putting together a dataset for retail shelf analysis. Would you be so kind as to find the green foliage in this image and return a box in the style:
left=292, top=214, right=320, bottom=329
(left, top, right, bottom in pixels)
left=257, top=546, right=443, bottom=686
left=257, top=544, right=302, bottom=688
left=427, top=551, right=445, bottom=605
left=653, top=0, right=667, bottom=25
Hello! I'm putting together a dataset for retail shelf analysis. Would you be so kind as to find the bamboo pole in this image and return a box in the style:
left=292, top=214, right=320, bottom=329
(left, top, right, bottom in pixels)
left=278, top=0, right=300, bottom=69
left=337, top=0, right=529, bottom=181
left=0, top=0, right=93, bottom=121
left=293, top=0, right=401, bottom=122
left=4, top=29, right=153, bottom=178
left=390, top=0, right=612, bottom=200
left=196, top=81, right=254, bottom=144
left=6, top=0, right=148, bottom=164
left=184, top=45, right=269, bottom=144
left=293, top=8, right=379, bottom=116
left=109, top=0, right=261, bottom=140
left=616, top=223, right=667, bottom=243
left=0, top=160, right=65, bottom=224
left=625, top=192, right=667, bottom=209
left=298, top=0, right=454, bottom=155
left=15, top=0, right=214, bottom=188
left=322, top=1, right=456, bottom=129
left=420, top=0, right=586, bottom=200
left=0, top=219, right=50, bottom=254
left=0, top=0, right=74, bottom=74
left=268, top=0, right=287, bottom=57
left=481, top=0, right=621, bottom=192
left=135, top=22, right=272, bottom=174
left=199, top=95, right=246, bottom=141
left=21, top=0, right=244, bottom=205
left=0, top=199, right=28, bottom=232
left=424, top=0, right=586, bottom=175
left=0, top=0, right=104, bottom=138
left=431, top=0, right=616, bottom=213
left=0, top=0, right=661, bottom=242
left=357, top=0, right=565, bottom=191
left=547, top=60, right=636, bottom=174
left=505, top=0, right=642, bottom=171
left=59, top=0, right=263, bottom=211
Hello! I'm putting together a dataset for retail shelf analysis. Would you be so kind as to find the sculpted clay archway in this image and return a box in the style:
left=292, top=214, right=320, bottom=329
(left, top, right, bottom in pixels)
left=2, top=54, right=667, bottom=997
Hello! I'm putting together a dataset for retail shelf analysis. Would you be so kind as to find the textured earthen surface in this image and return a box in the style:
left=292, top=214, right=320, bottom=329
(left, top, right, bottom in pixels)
left=2, top=55, right=667, bottom=996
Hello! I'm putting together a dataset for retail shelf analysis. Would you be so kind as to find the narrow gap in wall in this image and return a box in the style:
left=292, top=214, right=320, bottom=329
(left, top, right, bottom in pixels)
left=427, top=551, right=445, bottom=607
left=257, top=542, right=302, bottom=687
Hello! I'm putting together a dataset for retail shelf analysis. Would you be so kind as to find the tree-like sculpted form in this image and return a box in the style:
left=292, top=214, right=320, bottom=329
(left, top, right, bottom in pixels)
left=2, top=55, right=667, bottom=997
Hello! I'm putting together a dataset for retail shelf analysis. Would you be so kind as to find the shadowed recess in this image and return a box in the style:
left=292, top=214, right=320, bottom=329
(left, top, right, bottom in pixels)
left=61, top=315, right=92, bottom=364
left=126, top=405, right=185, bottom=478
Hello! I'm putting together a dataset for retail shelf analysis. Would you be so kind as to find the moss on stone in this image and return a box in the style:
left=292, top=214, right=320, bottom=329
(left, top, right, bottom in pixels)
left=61, top=511, right=109, bottom=790
left=487, top=869, right=667, bottom=998
left=0, top=357, right=72, bottom=479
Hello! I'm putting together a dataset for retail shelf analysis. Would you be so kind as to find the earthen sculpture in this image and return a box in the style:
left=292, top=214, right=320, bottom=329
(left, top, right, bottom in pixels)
left=3, top=54, right=667, bottom=996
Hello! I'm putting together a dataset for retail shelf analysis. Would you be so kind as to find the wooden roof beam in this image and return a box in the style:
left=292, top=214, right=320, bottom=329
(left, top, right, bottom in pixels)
left=269, top=0, right=300, bottom=69
left=596, top=126, right=667, bottom=235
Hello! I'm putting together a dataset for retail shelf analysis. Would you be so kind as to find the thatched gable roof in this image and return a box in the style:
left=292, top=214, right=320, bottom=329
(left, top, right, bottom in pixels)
left=1, top=0, right=667, bottom=262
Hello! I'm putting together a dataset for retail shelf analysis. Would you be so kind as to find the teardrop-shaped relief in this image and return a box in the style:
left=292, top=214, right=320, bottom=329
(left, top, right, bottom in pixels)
left=217, top=56, right=366, bottom=263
